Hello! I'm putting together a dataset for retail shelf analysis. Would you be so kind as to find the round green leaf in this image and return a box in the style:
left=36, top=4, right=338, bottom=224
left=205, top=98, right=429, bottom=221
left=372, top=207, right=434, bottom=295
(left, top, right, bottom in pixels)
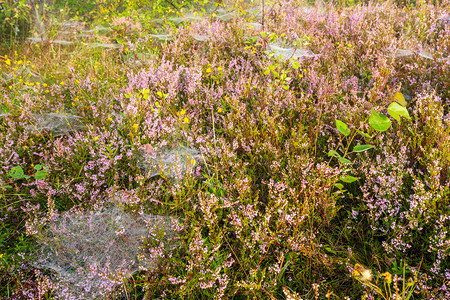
left=369, top=109, right=391, bottom=132
left=336, top=119, right=351, bottom=136
left=388, top=102, right=411, bottom=122
left=292, top=61, right=301, bottom=69
left=9, top=166, right=25, bottom=179
left=352, top=144, right=375, bottom=152
left=35, top=170, right=49, bottom=180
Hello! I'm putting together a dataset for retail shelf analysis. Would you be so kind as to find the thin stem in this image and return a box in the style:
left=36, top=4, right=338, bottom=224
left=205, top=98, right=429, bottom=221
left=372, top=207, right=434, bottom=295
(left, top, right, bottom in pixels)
left=211, top=106, right=219, bottom=184
left=262, top=0, right=265, bottom=31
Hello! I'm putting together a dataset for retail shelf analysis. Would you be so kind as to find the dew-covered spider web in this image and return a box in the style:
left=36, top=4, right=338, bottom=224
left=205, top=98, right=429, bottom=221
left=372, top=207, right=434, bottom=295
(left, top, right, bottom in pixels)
left=138, top=144, right=203, bottom=181
left=33, top=204, right=180, bottom=299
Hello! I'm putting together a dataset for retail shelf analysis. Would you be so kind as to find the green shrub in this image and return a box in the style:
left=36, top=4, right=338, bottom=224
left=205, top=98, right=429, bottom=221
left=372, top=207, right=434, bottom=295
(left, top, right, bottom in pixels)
left=0, top=0, right=31, bottom=44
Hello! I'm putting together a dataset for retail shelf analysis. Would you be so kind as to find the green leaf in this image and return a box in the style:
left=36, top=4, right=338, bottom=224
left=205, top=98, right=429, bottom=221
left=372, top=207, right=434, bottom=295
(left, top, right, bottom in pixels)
left=394, top=92, right=407, bottom=106
left=34, top=164, right=43, bottom=171
left=291, top=61, right=301, bottom=69
left=278, top=259, right=291, bottom=280
left=341, top=175, right=358, bottom=183
left=338, top=156, right=352, bottom=164
left=328, top=150, right=341, bottom=158
left=336, top=119, right=351, bottom=136
left=356, top=129, right=372, bottom=138
left=325, top=246, right=337, bottom=254
left=369, top=109, right=391, bottom=132
left=334, top=183, right=344, bottom=189
left=388, top=102, right=411, bottom=122
left=34, top=170, right=48, bottom=180
left=352, top=144, right=375, bottom=152
left=9, top=166, right=25, bottom=179
left=269, top=33, right=278, bottom=42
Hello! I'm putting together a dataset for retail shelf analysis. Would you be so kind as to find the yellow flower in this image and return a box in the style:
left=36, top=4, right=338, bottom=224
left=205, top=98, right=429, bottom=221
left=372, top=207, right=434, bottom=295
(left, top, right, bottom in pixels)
left=381, top=272, right=392, bottom=284
left=5, top=58, right=11, bottom=66
left=206, top=67, right=212, bottom=73
left=180, top=109, right=186, bottom=116
left=94, top=136, right=98, bottom=141
left=217, top=107, right=223, bottom=113
left=132, top=123, right=138, bottom=131
left=183, top=117, right=190, bottom=124
left=407, top=277, right=414, bottom=287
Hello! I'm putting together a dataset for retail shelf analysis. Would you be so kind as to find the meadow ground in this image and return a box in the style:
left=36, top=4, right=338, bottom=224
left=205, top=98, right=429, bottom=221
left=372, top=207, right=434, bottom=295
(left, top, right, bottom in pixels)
left=0, top=0, right=449, bottom=298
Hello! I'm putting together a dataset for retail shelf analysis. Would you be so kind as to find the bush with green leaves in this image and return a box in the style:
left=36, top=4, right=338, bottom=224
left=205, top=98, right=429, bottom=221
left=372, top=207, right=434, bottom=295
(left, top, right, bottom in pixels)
left=0, top=0, right=31, bottom=43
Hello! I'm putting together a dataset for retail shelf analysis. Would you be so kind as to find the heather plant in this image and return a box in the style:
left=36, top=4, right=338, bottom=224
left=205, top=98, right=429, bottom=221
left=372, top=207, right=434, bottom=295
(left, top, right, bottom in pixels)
left=1, top=0, right=450, bottom=299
